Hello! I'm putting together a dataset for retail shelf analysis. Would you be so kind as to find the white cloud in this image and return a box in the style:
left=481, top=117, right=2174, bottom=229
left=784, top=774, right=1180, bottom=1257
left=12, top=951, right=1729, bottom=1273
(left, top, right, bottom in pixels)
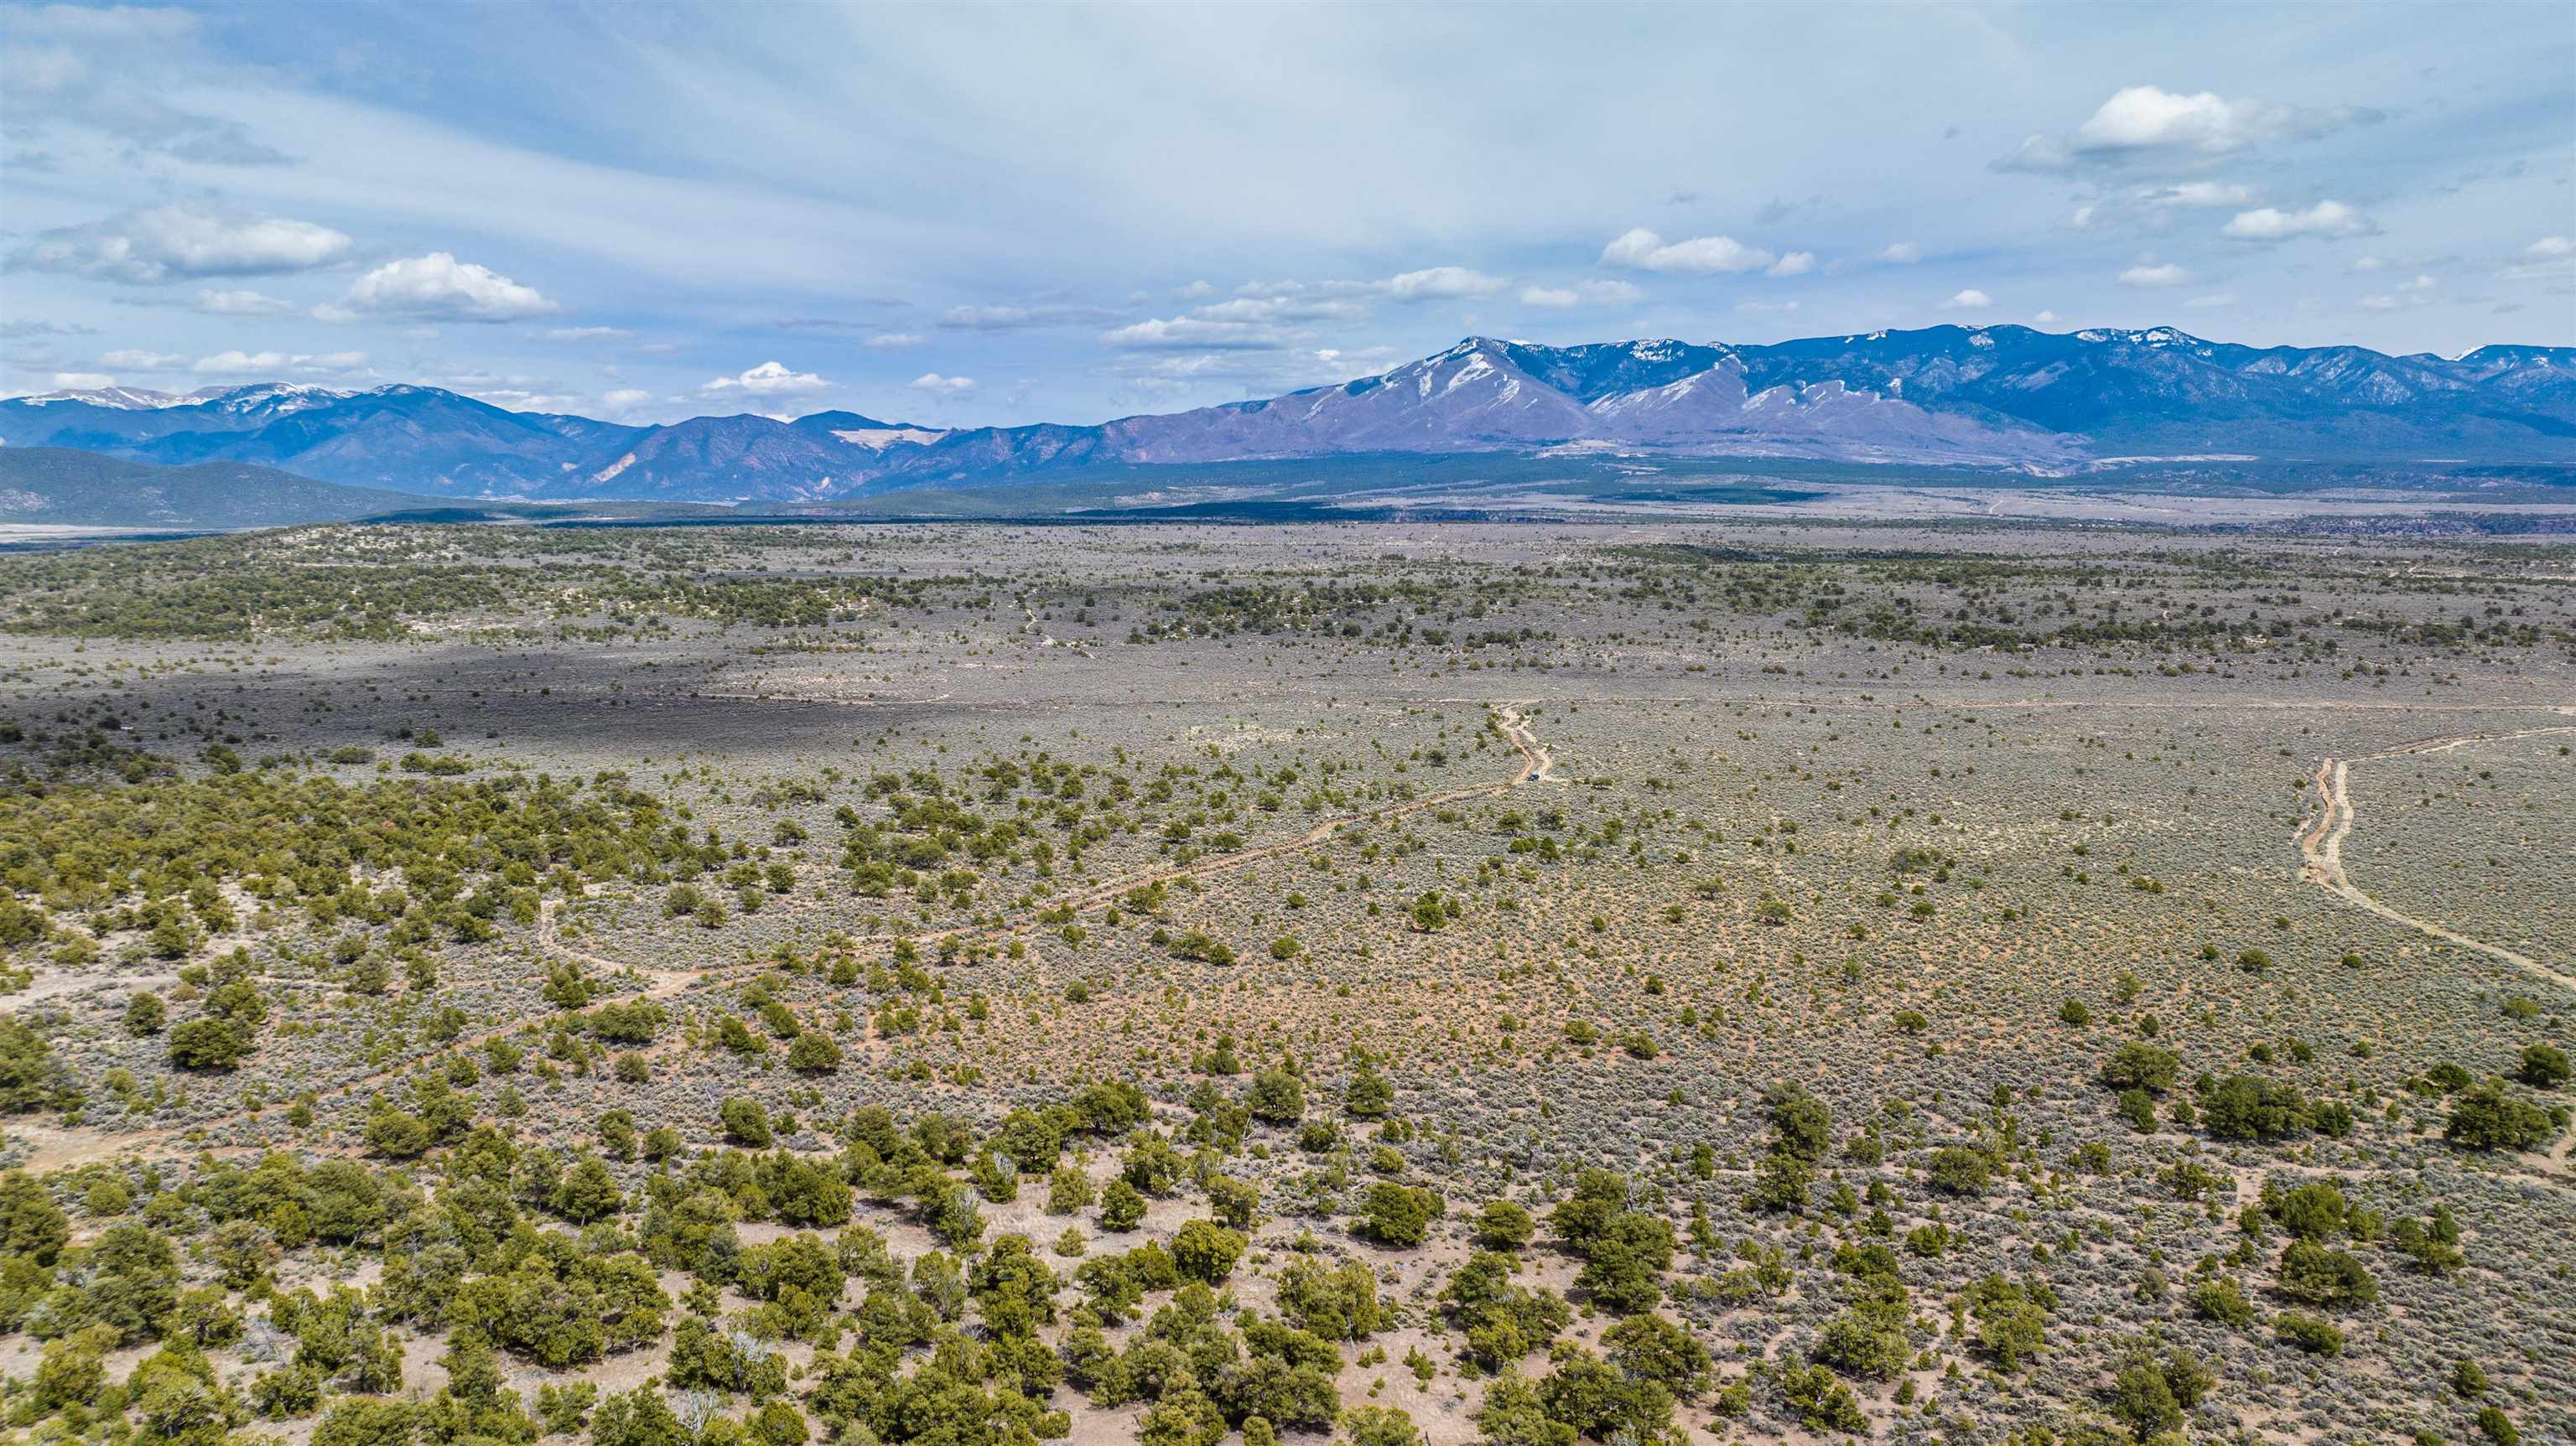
left=2070, top=205, right=2096, bottom=229
left=941, top=303, right=1114, bottom=330
left=863, top=332, right=925, bottom=350
left=191, top=350, right=365, bottom=375
left=194, top=288, right=296, bottom=314
left=0, top=6, right=286, bottom=165
left=2033, top=310, right=2060, bottom=324
left=1766, top=251, right=1816, bottom=277
left=1517, top=279, right=1644, bottom=309
left=2498, top=237, right=2574, bottom=283
left=602, top=388, right=655, bottom=412
left=701, top=360, right=828, bottom=394
left=1193, top=294, right=1368, bottom=324
left=2183, top=293, right=2236, bottom=309
left=1172, top=280, right=1217, bottom=301
left=2350, top=256, right=2384, bottom=272
left=1101, top=316, right=1284, bottom=350
left=2075, top=86, right=2279, bottom=155
left=1996, top=85, right=2376, bottom=173
left=1599, top=227, right=1777, bottom=275
left=1940, top=288, right=1993, bottom=309
left=1310, top=345, right=1405, bottom=371
left=99, top=349, right=181, bottom=370
left=2119, top=262, right=2189, bottom=287
left=1378, top=266, right=1508, bottom=301
left=49, top=372, right=113, bottom=391
left=2151, top=181, right=2253, bottom=208
left=1734, top=299, right=1801, bottom=314
left=542, top=325, right=631, bottom=341
left=194, top=350, right=285, bottom=372
left=1878, top=242, right=1922, bottom=264
left=2399, top=273, right=2437, bottom=293
left=466, top=387, right=584, bottom=412
left=1102, top=277, right=1419, bottom=350
left=345, top=252, right=557, bottom=320
left=2220, top=200, right=2370, bottom=241
left=909, top=372, right=976, bottom=393
left=13, top=205, right=352, bottom=283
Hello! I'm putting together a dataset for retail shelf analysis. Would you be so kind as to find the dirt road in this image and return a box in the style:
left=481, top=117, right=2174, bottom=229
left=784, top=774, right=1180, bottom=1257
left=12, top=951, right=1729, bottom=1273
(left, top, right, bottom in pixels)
left=2298, top=725, right=2576, bottom=993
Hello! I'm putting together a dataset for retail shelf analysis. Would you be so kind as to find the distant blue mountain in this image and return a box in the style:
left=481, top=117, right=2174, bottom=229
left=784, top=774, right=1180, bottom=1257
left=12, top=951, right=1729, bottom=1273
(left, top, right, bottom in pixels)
left=6, top=325, right=2568, bottom=502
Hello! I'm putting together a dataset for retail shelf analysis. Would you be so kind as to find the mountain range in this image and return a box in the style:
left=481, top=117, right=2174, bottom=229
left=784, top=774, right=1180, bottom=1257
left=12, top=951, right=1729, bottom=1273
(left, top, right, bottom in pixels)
left=0, top=447, right=423, bottom=529
left=5, top=325, right=2569, bottom=505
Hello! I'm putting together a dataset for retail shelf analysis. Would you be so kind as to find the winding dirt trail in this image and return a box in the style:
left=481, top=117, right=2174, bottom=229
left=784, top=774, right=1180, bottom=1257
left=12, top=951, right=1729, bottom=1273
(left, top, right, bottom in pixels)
left=9, top=704, right=1559, bottom=1173
left=2298, top=723, right=2576, bottom=993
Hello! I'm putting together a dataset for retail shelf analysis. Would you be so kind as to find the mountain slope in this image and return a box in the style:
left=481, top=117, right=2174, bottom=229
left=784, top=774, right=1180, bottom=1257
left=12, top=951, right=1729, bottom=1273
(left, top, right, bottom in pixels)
left=1728, top=325, right=2576, bottom=455
left=6, top=325, right=2568, bottom=502
left=0, top=448, right=422, bottom=528
left=574, top=412, right=929, bottom=498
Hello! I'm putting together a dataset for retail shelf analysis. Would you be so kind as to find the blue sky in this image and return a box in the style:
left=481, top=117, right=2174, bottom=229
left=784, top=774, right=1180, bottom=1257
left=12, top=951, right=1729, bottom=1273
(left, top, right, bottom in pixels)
left=3, top=1, right=2570, bottom=426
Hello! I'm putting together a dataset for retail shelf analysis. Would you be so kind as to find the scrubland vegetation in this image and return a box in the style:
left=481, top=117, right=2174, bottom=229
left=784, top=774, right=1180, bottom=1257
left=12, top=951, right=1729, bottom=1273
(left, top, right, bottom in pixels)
left=0, top=519, right=2568, bottom=1446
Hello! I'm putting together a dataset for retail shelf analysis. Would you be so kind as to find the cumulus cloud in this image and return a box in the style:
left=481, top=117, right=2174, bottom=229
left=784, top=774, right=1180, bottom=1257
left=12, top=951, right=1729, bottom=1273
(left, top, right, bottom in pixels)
left=1517, top=280, right=1644, bottom=309
left=2528, top=236, right=2573, bottom=258
left=49, top=372, right=113, bottom=391
left=1995, top=85, right=2380, bottom=172
left=341, top=253, right=556, bottom=320
left=2220, top=200, right=2371, bottom=241
left=1878, top=242, right=1922, bottom=264
left=1766, top=251, right=1817, bottom=277
left=909, top=372, right=976, bottom=393
left=862, top=332, right=925, bottom=350
left=2077, top=86, right=2279, bottom=154
left=701, top=360, right=828, bottom=395
left=98, top=349, right=181, bottom=370
left=2119, top=262, right=2189, bottom=287
left=1172, top=280, right=1217, bottom=301
left=191, top=350, right=366, bottom=375
left=1599, top=227, right=1778, bottom=274
left=1940, top=288, right=1993, bottom=309
left=2033, top=310, right=2060, bottom=324
left=601, top=388, right=656, bottom=412
left=13, top=205, right=351, bottom=283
